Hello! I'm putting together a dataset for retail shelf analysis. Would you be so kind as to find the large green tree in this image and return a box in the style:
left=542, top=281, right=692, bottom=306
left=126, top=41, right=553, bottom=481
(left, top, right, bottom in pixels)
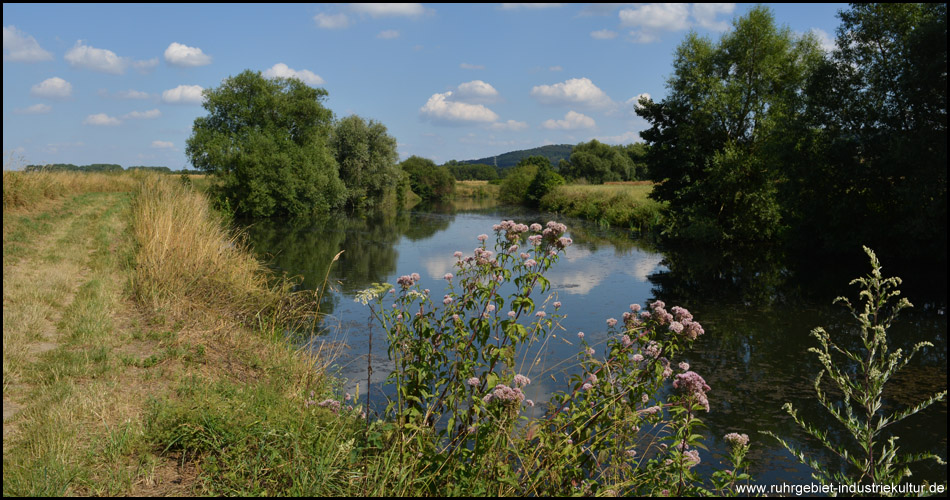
left=186, top=70, right=345, bottom=217
left=637, top=6, right=823, bottom=247
left=562, top=139, right=636, bottom=184
left=330, top=115, right=401, bottom=211
left=399, top=156, right=454, bottom=202
left=786, top=3, right=947, bottom=263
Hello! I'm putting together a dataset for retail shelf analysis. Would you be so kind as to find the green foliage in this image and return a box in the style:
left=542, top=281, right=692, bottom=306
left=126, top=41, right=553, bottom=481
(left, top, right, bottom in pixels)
left=765, top=247, right=947, bottom=489
left=24, top=163, right=124, bottom=173
left=399, top=155, right=455, bottom=202
left=127, top=166, right=172, bottom=173
left=186, top=69, right=345, bottom=217
left=784, top=3, right=947, bottom=264
left=358, top=221, right=748, bottom=496
left=638, top=6, right=823, bottom=247
left=561, top=139, right=637, bottom=183
left=444, top=162, right=499, bottom=181
left=525, top=162, right=565, bottom=206
left=330, top=115, right=401, bottom=212
left=497, top=159, right=539, bottom=204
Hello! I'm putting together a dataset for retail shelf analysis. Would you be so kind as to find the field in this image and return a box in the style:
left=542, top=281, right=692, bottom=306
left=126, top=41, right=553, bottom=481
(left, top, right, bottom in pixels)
left=539, top=183, right=665, bottom=232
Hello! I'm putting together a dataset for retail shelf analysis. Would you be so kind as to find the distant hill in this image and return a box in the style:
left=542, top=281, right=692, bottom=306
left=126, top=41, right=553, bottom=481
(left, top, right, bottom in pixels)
left=460, top=144, right=573, bottom=169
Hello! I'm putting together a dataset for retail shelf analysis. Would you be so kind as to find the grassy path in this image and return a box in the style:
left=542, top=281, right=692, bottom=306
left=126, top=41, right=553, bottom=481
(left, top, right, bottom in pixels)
left=2, top=192, right=193, bottom=495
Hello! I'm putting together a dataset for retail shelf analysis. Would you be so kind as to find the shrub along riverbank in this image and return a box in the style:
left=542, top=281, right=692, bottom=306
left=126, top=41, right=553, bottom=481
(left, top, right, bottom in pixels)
left=539, top=182, right=665, bottom=233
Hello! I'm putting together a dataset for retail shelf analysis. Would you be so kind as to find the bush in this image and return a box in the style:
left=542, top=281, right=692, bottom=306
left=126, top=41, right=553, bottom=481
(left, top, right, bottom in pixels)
left=766, top=247, right=947, bottom=490
left=399, top=156, right=454, bottom=202
left=357, top=220, right=751, bottom=495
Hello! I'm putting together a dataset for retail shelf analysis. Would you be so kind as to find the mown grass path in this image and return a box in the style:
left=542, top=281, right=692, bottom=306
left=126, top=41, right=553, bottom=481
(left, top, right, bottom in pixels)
left=2, top=192, right=194, bottom=495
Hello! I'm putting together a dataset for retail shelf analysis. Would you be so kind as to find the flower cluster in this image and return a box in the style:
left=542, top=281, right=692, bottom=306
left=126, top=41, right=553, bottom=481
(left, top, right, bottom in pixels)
left=483, top=383, right=526, bottom=405
left=673, top=370, right=712, bottom=412
left=724, top=432, right=750, bottom=448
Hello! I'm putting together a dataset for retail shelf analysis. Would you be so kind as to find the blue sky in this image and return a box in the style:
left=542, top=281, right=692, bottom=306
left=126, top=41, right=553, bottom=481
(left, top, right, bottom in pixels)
left=3, top=3, right=846, bottom=169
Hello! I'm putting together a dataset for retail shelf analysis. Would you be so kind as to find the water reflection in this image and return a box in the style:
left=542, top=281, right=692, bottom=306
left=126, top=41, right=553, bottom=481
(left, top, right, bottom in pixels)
left=241, top=205, right=947, bottom=488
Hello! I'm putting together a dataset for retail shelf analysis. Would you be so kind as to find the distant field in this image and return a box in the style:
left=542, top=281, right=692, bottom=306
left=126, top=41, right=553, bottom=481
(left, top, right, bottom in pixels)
left=454, top=179, right=500, bottom=199
left=540, top=183, right=664, bottom=232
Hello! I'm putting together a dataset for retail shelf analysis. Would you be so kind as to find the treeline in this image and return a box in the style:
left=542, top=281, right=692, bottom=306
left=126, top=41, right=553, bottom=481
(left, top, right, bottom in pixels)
left=24, top=163, right=202, bottom=175
left=637, top=4, right=946, bottom=267
left=458, top=144, right=573, bottom=169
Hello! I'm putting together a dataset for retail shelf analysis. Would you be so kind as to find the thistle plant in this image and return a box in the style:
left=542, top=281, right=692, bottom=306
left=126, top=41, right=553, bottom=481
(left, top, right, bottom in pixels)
left=766, top=247, right=947, bottom=489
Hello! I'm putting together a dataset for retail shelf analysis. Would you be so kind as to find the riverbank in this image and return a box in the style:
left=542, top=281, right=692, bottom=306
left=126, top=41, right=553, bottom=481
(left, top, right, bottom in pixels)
left=539, top=182, right=665, bottom=233
left=3, top=172, right=353, bottom=495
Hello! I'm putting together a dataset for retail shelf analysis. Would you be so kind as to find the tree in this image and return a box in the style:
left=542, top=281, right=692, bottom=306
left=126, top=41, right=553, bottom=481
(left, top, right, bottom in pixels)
left=499, top=156, right=546, bottom=204
left=399, top=156, right=454, bottom=202
left=562, top=139, right=635, bottom=183
left=186, top=70, right=345, bottom=217
left=786, top=3, right=947, bottom=265
left=637, top=6, right=822, bottom=247
left=330, top=115, right=401, bottom=211
left=526, top=162, right=565, bottom=207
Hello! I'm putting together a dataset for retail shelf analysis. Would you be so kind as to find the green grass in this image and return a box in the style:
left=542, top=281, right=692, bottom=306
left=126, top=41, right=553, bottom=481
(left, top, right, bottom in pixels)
left=539, top=183, right=666, bottom=233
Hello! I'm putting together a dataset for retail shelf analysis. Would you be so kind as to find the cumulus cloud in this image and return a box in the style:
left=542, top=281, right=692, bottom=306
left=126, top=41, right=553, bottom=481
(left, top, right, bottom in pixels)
left=314, top=12, right=350, bottom=29
left=263, top=63, right=325, bottom=85
left=692, top=3, right=736, bottom=31
left=151, top=140, right=174, bottom=149
left=455, top=80, right=500, bottom=103
left=15, top=103, right=52, bottom=114
left=625, top=92, right=651, bottom=112
left=350, top=3, right=429, bottom=18
left=489, top=119, right=529, bottom=131
left=3, top=25, right=53, bottom=62
left=808, top=28, right=836, bottom=53
left=377, top=29, right=400, bottom=39
left=595, top=131, right=642, bottom=144
left=619, top=3, right=735, bottom=43
left=65, top=40, right=127, bottom=74
left=460, top=62, right=485, bottom=70
left=542, top=111, right=596, bottom=130
left=420, top=91, right=499, bottom=124
left=162, top=84, right=204, bottom=105
left=123, top=109, right=161, bottom=120
left=164, top=42, right=212, bottom=67
left=30, top=77, right=72, bottom=99
left=83, top=113, right=121, bottom=126
left=530, top=77, right=614, bottom=110
left=590, top=29, right=618, bottom=40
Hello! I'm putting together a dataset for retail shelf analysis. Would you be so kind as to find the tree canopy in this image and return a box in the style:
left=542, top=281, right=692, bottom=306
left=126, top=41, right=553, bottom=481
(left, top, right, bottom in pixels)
left=186, top=70, right=345, bottom=217
left=330, top=115, right=401, bottom=211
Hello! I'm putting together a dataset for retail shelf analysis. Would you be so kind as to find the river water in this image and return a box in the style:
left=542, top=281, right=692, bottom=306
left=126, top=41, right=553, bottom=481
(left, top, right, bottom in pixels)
left=241, top=203, right=947, bottom=489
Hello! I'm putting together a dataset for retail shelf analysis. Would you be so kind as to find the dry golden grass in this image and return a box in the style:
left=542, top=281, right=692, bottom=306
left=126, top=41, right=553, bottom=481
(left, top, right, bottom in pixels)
left=3, top=170, right=140, bottom=213
left=454, top=179, right=500, bottom=199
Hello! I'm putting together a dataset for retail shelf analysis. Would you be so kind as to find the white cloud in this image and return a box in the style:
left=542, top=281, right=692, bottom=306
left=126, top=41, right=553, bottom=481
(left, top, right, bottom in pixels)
left=619, top=3, right=735, bottom=43
left=133, top=57, right=159, bottom=73
left=489, top=119, right=529, bottom=131
left=164, top=42, right=212, bottom=67
left=83, top=113, right=121, bottom=126
left=350, top=3, right=429, bottom=18
left=3, top=25, right=53, bottom=62
left=314, top=12, right=350, bottom=29
left=595, top=130, right=642, bottom=144
left=549, top=65, right=563, bottom=72
left=625, top=92, right=651, bottom=112
left=64, top=40, right=127, bottom=74
left=809, top=28, right=836, bottom=53
left=263, top=63, right=325, bottom=85
left=116, top=89, right=150, bottom=100
left=150, top=140, right=174, bottom=149
left=455, top=80, right=500, bottom=103
left=30, top=77, right=72, bottom=99
left=619, top=4, right=691, bottom=32
left=530, top=77, right=614, bottom=110
left=460, top=62, right=485, bottom=70
left=542, top=111, right=596, bottom=130
left=377, top=29, right=400, bottom=39
left=162, top=84, right=204, bottom=105
left=692, top=3, right=735, bottom=31
left=123, top=109, right=161, bottom=120
left=590, top=29, right=618, bottom=40
left=15, top=103, right=52, bottom=114
left=420, top=91, right=499, bottom=124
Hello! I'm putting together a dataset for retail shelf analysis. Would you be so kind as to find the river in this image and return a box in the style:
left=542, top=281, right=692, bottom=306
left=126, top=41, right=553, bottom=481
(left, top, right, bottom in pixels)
left=240, top=203, right=947, bottom=489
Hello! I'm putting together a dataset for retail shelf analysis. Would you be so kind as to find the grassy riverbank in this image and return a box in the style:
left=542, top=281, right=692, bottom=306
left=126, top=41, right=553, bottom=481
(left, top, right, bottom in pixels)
left=539, top=182, right=665, bottom=233
left=3, top=171, right=356, bottom=495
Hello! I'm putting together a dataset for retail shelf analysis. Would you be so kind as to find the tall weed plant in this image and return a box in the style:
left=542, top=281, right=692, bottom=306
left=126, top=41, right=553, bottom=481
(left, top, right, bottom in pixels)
left=766, top=247, right=947, bottom=491
left=358, top=220, right=751, bottom=496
